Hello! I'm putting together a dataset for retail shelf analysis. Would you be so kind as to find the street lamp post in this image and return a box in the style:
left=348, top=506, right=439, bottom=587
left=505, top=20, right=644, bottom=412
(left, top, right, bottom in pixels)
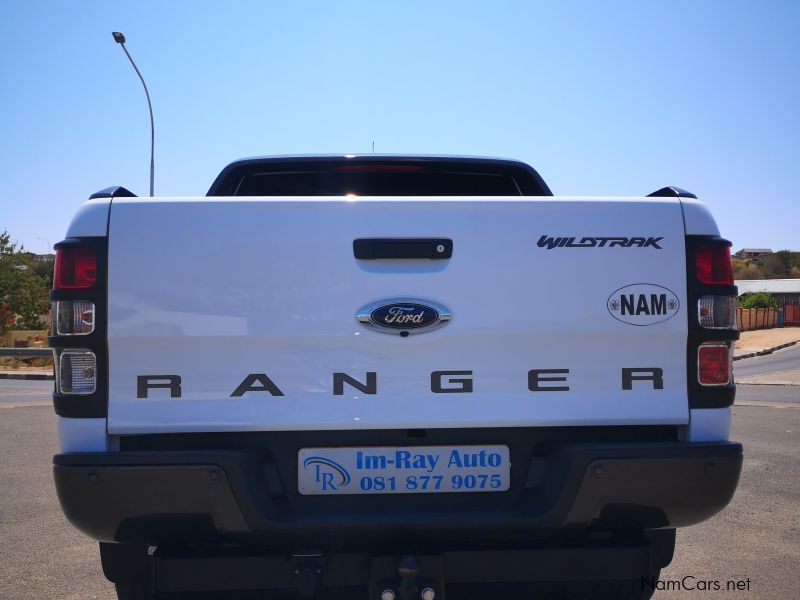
left=36, top=237, right=51, bottom=254
left=112, top=32, right=155, bottom=197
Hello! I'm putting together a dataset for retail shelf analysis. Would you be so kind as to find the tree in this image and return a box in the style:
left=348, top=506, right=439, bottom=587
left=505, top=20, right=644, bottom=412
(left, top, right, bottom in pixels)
left=733, top=251, right=800, bottom=280
left=739, top=292, right=778, bottom=309
left=757, top=250, right=800, bottom=278
left=0, top=230, right=51, bottom=334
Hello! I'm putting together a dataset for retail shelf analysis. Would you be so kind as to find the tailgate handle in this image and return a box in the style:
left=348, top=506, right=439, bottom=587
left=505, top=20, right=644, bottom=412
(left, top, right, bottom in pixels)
left=353, top=238, right=453, bottom=260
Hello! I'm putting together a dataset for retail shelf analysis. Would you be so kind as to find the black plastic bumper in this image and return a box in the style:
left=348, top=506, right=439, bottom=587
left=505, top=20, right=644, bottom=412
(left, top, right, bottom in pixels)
left=53, top=439, right=742, bottom=545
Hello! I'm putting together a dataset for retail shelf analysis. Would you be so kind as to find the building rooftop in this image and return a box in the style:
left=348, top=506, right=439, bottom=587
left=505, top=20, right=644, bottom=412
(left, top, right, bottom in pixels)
left=736, top=279, right=800, bottom=294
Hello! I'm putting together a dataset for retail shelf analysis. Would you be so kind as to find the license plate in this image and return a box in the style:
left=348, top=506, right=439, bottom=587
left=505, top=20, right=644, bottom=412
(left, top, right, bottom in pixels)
left=298, top=445, right=510, bottom=495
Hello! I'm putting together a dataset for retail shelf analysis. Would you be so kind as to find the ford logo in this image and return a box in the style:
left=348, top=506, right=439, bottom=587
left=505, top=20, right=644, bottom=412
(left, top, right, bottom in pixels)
left=356, top=299, right=451, bottom=335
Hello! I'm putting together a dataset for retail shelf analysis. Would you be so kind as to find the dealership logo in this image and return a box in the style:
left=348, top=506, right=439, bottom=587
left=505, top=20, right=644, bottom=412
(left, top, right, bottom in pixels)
left=607, top=284, right=680, bottom=326
left=303, top=456, right=351, bottom=491
left=357, top=299, right=451, bottom=335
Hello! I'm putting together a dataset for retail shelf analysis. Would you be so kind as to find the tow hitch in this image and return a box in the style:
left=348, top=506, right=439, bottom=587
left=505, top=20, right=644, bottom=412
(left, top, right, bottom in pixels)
left=371, top=555, right=443, bottom=600
left=290, top=552, right=325, bottom=598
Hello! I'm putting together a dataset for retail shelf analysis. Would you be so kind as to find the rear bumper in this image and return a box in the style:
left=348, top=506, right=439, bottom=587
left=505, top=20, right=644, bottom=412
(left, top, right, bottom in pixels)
left=54, top=440, right=742, bottom=545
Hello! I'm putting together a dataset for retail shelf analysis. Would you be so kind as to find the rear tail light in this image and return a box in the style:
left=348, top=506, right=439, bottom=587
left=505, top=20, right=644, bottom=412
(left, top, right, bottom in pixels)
left=695, top=244, right=733, bottom=285
left=698, top=296, right=737, bottom=329
left=686, top=236, right=737, bottom=406
left=56, top=350, right=97, bottom=394
left=54, top=246, right=97, bottom=289
left=698, top=343, right=732, bottom=386
left=50, top=238, right=106, bottom=417
left=55, top=300, right=95, bottom=335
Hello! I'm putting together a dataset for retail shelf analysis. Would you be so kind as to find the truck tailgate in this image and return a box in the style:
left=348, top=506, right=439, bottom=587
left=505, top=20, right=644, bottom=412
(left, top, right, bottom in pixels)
left=106, top=196, right=688, bottom=433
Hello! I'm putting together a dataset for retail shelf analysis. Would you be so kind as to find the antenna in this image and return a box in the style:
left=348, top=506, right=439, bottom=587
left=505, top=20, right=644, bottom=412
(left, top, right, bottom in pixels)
left=372, top=141, right=375, bottom=153
left=112, top=32, right=155, bottom=196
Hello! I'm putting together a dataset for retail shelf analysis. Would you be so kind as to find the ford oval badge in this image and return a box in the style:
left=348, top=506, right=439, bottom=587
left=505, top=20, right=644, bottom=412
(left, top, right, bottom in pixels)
left=356, top=299, right=451, bottom=335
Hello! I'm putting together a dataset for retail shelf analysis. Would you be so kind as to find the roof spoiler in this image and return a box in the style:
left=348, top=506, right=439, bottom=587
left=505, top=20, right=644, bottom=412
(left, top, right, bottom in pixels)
left=647, top=186, right=697, bottom=199
left=89, top=186, right=137, bottom=200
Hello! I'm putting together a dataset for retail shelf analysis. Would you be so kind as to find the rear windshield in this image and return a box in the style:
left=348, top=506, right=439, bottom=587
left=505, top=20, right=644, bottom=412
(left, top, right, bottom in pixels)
left=208, top=160, right=551, bottom=196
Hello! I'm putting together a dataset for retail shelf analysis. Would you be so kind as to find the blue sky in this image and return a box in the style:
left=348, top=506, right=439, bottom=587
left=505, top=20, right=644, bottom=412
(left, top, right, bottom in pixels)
left=2, top=1, right=798, bottom=253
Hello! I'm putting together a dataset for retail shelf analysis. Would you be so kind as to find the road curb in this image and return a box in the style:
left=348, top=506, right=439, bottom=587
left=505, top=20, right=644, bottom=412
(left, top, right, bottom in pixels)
left=737, top=381, right=799, bottom=387
left=735, top=399, right=800, bottom=408
left=733, top=339, right=800, bottom=361
left=0, top=372, right=54, bottom=381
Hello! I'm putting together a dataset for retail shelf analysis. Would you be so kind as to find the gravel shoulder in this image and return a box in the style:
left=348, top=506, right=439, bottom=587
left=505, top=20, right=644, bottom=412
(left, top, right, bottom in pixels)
left=735, top=328, right=800, bottom=354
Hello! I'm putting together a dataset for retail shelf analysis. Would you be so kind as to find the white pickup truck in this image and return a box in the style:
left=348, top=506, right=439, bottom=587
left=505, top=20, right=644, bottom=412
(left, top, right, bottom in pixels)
left=50, top=155, right=742, bottom=600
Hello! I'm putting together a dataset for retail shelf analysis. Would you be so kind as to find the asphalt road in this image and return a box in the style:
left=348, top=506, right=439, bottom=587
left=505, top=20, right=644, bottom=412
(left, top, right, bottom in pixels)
left=734, top=345, right=800, bottom=378
left=1, top=382, right=797, bottom=600
left=0, top=379, right=52, bottom=405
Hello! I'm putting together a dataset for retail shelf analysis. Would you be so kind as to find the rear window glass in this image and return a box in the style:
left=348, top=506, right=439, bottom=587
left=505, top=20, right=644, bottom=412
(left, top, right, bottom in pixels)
left=232, top=169, right=522, bottom=196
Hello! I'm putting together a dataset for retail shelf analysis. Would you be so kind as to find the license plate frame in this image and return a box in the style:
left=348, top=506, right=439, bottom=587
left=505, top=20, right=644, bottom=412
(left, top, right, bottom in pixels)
left=298, top=444, right=510, bottom=495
